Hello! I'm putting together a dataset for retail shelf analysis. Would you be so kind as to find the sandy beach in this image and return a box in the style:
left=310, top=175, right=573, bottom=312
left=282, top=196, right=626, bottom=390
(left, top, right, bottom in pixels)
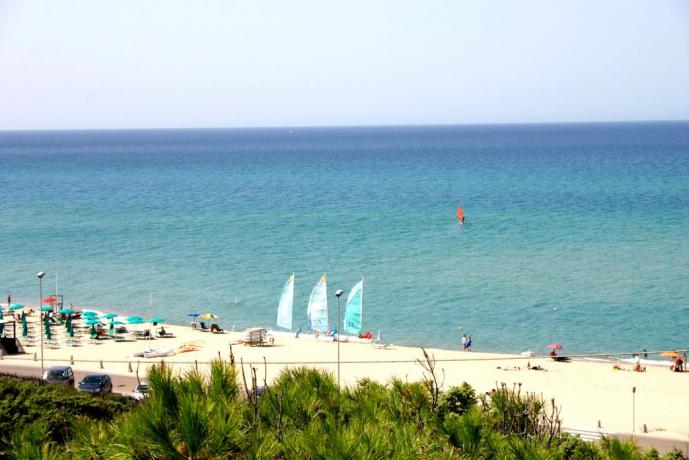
left=1, top=311, right=688, bottom=444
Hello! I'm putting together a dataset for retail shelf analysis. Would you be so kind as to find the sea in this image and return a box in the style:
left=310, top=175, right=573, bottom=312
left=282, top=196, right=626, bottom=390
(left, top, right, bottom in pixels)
left=1, top=122, right=688, bottom=354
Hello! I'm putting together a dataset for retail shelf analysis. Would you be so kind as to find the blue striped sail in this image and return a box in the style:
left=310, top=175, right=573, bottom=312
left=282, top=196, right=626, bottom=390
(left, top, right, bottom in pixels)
left=276, top=273, right=294, bottom=331
left=344, top=278, right=364, bottom=335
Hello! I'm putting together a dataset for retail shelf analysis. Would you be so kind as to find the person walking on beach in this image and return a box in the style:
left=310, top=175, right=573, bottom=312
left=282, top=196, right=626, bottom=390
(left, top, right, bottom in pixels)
left=461, top=334, right=467, bottom=350
left=466, top=336, right=472, bottom=351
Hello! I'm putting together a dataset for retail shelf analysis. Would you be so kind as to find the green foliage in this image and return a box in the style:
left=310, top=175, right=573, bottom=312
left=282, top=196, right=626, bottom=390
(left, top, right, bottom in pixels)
left=0, top=374, right=133, bottom=446
left=439, top=381, right=477, bottom=418
left=2, top=366, right=681, bottom=459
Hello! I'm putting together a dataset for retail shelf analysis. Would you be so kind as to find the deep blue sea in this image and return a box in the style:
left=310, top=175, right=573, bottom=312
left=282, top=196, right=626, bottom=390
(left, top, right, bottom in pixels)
left=1, top=123, right=688, bottom=354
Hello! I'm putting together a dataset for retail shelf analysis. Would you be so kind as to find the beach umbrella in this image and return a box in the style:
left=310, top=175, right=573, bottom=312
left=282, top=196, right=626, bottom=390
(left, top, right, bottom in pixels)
left=188, top=312, right=200, bottom=317
left=44, top=314, right=52, bottom=340
left=9, top=304, right=24, bottom=311
left=101, top=313, right=117, bottom=319
left=111, top=320, right=125, bottom=325
left=85, top=318, right=101, bottom=325
left=82, top=311, right=98, bottom=317
left=40, top=306, right=52, bottom=312
left=21, top=312, right=28, bottom=337
left=127, top=317, right=144, bottom=325
left=200, top=313, right=219, bottom=320
left=149, top=317, right=165, bottom=324
left=547, top=343, right=563, bottom=350
left=59, top=308, right=75, bottom=315
left=42, top=296, right=57, bottom=304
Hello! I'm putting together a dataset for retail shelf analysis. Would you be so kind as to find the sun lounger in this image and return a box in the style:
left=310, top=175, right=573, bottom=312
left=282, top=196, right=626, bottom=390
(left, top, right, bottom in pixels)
left=210, top=324, right=224, bottom=334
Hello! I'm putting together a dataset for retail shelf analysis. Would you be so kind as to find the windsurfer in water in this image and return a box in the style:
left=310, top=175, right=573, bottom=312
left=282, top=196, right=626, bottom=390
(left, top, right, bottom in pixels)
left=457, top=206, right=465, bottom=224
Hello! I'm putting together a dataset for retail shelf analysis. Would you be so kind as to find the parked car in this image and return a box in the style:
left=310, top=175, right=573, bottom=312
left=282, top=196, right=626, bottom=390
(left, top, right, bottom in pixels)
left=131, top=381, right=149, bottom=400
left=77, top=374, right=113, bottom=396
left=42, top=365, right=75, bottom=387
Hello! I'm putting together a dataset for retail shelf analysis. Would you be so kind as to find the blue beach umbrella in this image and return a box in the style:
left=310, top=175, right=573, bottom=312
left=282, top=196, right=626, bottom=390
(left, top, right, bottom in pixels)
left=59, top=308, right=75, bottom=315
left=9, top=304, right=24, bottom=311
left=127, top=317, right=144, bottom=325
left=101, top=313, right=118, bottom=319
left=40, top=306, right=52, bottom=312
left=111, top=320, right=125, bottom=325
left=188, top=312, right=200, bottom=317
left=82, top=311, right=98, bottom=317
left=149, top=317, right=165, bottom=324
left=85, top=318, right=101, bottom=326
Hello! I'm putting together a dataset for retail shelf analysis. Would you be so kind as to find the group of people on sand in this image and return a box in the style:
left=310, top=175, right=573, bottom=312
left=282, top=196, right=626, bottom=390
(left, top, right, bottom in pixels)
left=670, top=351, right=687, bottom=372
left=460, top=334, right=472, bottom=351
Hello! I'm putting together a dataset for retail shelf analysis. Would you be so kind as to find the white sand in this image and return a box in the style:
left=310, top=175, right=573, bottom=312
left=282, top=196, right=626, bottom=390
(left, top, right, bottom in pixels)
left=2, top=313, right=688, bottom=440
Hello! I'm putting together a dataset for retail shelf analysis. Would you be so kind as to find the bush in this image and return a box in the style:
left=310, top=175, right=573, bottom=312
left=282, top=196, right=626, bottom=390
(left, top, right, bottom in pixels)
left=0, top=374, right=133, bottom=445
left=439, top=382, right=477, bottom=418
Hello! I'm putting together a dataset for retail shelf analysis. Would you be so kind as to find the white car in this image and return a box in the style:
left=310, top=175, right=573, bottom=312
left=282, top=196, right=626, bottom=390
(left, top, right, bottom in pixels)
left=132, top=381, right=149, bottom=400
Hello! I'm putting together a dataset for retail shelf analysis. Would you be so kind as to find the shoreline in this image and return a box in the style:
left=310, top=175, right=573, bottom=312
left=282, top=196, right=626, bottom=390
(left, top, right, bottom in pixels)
left=1, top=308, right=688, bottom=440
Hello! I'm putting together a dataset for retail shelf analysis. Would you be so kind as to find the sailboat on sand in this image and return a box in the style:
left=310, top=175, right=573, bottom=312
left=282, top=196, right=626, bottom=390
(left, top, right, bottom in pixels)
left=342, top=278, right=372, bottom=343
left=276, top=273, right=295, bottom=331
left=307, top=273, right=329, bottom=332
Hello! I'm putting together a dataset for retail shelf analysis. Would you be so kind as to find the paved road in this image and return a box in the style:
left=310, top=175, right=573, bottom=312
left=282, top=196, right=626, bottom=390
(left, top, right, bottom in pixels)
left=0, top=364, right=142, bottom=396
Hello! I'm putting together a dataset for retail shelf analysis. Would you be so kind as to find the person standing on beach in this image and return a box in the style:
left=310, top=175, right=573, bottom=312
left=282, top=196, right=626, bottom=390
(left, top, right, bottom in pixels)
left=461, top=334, right=467, bottom=350
left=466, top=336, right=472, bottom=351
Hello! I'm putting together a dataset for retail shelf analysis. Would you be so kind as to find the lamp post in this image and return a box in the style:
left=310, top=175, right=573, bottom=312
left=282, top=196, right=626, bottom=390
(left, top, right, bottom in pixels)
left=37, top=271, right=46, bottom=381
left=335, top=289, right=344, bottom=388
left=632, top=386, right=636, bottom=433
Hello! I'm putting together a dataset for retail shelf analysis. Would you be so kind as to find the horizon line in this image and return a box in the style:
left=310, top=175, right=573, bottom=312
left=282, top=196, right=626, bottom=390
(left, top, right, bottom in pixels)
left=1, top=118, right=688, bottom=134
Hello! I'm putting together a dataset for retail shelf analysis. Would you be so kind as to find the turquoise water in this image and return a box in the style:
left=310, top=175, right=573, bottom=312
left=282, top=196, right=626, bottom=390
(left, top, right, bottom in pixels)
left=1, top=123, right=688, bottom=353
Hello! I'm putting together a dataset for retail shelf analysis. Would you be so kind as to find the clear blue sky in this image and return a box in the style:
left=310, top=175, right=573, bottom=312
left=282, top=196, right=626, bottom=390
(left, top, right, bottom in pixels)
left=1, top=0, right=688, bottom=130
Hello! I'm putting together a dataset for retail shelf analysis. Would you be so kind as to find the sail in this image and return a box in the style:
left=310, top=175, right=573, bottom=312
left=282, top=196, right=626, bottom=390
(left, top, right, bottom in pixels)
left=307, top=274, right=328, bottom=332
left=344, top=278, right=364, bottom=335
left=457, top=207, right=464, bottom=222
left=276, top=273, right=294, bottom=330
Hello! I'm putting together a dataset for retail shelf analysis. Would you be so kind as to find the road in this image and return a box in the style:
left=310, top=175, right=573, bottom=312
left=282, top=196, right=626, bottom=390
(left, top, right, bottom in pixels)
left=0, top=363, right=142, bottom=396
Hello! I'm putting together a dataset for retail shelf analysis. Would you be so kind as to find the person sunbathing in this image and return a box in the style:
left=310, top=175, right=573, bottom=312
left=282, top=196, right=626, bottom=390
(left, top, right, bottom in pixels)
left=633, top=364, right=646, bottom=372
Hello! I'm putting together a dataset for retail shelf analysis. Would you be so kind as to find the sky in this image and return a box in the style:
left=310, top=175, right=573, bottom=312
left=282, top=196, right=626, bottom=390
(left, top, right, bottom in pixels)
left=1, top=0, right=688, bottom=130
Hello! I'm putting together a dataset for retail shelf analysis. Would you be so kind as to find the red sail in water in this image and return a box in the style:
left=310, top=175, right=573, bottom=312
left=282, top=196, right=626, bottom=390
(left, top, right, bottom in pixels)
left=456, top=207, right=464, bottom=223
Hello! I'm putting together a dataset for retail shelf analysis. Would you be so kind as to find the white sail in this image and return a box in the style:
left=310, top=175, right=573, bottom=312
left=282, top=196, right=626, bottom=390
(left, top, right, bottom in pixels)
left=307, top=273, right=328, bottom=332
left=344, top=278, right=364, bottom=335
left=276, top=273, right=294, bottom=331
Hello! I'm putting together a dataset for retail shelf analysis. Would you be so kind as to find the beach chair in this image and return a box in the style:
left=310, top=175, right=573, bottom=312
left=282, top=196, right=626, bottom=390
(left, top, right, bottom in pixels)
left=210, top=324, right=224, bottom=334
left=198, top=322, right=210, bottom=332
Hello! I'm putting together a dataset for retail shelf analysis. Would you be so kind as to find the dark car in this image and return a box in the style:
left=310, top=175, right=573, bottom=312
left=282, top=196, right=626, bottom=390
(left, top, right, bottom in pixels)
left=77, top=374, right=113, bottom=396
left=42, top=365, right=75, bottom=386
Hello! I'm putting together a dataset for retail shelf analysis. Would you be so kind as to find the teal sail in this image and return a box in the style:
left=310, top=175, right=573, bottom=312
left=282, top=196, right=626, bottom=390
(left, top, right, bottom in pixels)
left=276, top=273, right=294, bottom=331
left=344, top=278, right=364, bottom=335
left=307, top=273, right=328, bottom=332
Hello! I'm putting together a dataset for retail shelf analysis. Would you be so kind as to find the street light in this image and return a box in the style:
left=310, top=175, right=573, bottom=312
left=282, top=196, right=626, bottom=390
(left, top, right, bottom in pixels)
left=335, top=289, right=344, bottom=388
left=632, top=386, right=637, bottom=433
left=37, top=271, right=46, bottom=381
